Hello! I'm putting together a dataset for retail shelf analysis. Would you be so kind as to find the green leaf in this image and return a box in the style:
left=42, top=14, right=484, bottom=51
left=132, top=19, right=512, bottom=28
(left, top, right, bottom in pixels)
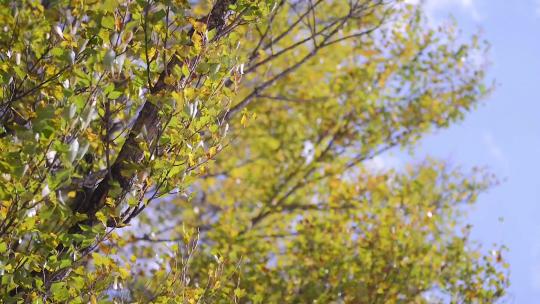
left=51, top=282, right=69, bottom=301
left=50, top=47, right=64, bottom=57
left=101, top=16, right=115, bottom=29
left=108, top=91, right=123, bottom=99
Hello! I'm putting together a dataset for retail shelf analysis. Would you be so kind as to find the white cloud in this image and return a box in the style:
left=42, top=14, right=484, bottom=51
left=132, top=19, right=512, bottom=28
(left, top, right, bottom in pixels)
left=301, top=140, right=315, bottom=164
left=482, top=132, right=508, bottom=170
left=406, top=0, right=483, bottom=21
left=365, top=154, right=401, bottom=172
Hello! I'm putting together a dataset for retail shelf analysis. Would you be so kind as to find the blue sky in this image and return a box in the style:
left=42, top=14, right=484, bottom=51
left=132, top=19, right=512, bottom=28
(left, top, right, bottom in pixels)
left=397, top=0, right=540, bottom=302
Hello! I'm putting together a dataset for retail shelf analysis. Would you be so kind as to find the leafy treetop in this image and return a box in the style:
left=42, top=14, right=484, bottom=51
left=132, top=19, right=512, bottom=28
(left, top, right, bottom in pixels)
left=0, top=0, right=507, bottom=303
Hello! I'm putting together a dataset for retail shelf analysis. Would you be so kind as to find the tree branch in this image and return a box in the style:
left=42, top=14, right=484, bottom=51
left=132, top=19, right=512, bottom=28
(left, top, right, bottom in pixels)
left=72, top=0, right=238, bottom=226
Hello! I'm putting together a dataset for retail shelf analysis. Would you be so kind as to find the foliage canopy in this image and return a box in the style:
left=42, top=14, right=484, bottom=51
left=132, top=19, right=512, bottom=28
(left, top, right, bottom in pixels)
left=0, top=0, right=508, bottom=302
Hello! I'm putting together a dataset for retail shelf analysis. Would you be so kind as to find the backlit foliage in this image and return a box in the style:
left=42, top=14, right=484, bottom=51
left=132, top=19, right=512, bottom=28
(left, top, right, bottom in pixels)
left=0, top=0, right=508, bottom=302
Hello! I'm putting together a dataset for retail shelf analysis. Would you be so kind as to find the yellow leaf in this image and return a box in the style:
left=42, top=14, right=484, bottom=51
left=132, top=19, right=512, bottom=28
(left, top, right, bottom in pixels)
left=118, top=267, right=130, bottom=279
left=207, top=146, right=217, bottom=158
left=96, top=211, right=107, bottom=226
left=188, top=153, right=196, bottom=166
left=164, top=76, right=176, bottom=86
left=360, top=49, right=379, bottom=57
left=193, top=21, right=207, bottom=33
left=115, top=16, right=122, bottom=32
left=105, top=197, right=115, bottom=207
left=147, top=47, right=157, bottom=59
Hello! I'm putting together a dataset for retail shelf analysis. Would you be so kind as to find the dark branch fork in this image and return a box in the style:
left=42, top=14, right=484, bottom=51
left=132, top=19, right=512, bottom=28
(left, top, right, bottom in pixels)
left=131, top=0, right=393, bottom=244
left=19, top=0, right=242, bottom=292
left=64, top=0, right=392, bottom=244
left=72, top=0, right=239, bottom=227
left=63, top=0, right=386, bottom=257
